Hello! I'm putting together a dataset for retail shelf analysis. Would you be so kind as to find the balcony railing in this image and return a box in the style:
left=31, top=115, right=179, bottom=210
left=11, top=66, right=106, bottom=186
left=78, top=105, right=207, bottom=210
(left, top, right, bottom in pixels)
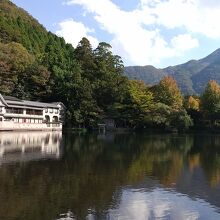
left=26, top=110, right=43, bottom=115
left=46, top=122, right=62, bottom=128
left=6, top=108, right=23, bottom=114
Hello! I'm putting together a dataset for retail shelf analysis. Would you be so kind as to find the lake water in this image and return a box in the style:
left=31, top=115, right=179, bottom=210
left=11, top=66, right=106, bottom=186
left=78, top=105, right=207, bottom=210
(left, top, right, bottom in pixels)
left=0, top=131, right=220, bottom=220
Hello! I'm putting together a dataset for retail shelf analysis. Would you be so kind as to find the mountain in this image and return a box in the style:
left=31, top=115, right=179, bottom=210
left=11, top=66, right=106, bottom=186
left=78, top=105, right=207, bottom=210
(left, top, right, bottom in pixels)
left=124, top=49, right=220, bottom=95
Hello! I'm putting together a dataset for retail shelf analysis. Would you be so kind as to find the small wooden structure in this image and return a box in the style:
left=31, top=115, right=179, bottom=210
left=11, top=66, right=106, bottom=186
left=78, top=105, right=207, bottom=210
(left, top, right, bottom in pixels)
left=103, top=118, right=115, bottom=129
left=98, top=123, right=106, bottom=134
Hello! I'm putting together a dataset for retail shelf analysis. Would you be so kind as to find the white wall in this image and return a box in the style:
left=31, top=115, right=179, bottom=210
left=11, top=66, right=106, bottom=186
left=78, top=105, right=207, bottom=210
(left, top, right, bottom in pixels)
left=0, top=120, right=62, bottom=131
left=43, top=107, right=60, bottom=122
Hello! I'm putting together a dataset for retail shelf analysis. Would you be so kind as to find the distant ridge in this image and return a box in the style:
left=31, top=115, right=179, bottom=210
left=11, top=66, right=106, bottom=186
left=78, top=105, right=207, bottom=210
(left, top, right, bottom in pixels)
left=124, top=48, right=220, bottom=95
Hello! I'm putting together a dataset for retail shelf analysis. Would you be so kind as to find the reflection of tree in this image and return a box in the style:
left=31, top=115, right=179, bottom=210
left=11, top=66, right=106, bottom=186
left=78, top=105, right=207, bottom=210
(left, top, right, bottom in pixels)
left=127, top=135, right=193, bottom=186
left=188, top=154, right=200, bottom=171
left=187, top=135, right=220, bottom=187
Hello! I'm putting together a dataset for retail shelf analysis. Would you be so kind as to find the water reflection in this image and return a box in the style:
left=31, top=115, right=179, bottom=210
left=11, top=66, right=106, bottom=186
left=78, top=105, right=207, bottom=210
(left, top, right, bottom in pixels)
left=0, top=131, right=63, bottom=164
left=57, top=211, right=75, bottom=220
left=0, top=132, right=220, bottom=219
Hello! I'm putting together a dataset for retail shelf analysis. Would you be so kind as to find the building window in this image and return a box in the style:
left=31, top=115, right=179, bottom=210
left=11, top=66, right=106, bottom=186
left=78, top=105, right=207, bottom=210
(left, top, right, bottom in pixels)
left=52, top=116, right=58, bottom=122
left=50, top=108, right=53, bottom=113
left=26, top=109, right=43, bottom=115
left=4, top=118, right=12, bottom=121
left=0, top=117, right=2, bottom=122
left=0, top=107, right=2, bottom=113
left=6, top=108, right=23, bottom=114
left=55, top=109, right=59, bottom=114
left=45, top=115, right=50, bottom=123
left=14, top=118, right=19, bottom=123
left=45, top=108, right=48, bottom=113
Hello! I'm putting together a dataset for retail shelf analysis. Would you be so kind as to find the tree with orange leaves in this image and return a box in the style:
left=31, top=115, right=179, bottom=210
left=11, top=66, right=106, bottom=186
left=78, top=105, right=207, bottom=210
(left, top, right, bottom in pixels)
left=201, top=80, right=220, bottom=114
left=152, top=76, right=183, bottom=110
left=187, top=96, right=200, bottom=111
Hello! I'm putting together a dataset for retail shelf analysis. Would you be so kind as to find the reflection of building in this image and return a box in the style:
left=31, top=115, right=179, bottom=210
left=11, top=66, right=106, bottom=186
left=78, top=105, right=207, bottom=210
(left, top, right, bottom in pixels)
left=0, top=131, right=63, bottom=164
left=0, top=94, right=65, bottom=131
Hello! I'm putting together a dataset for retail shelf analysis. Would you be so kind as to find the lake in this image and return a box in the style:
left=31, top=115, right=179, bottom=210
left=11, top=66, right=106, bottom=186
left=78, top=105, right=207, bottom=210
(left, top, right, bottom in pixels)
left=0, top=131, right=220, bottom=220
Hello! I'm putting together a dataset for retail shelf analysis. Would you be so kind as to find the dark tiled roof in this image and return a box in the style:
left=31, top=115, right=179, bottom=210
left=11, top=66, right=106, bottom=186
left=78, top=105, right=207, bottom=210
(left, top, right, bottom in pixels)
left=3, top=96, right=22, bottom=102
left=22, top=100, right=58, bottom=108
left=2, top=95, right=59, bottom=108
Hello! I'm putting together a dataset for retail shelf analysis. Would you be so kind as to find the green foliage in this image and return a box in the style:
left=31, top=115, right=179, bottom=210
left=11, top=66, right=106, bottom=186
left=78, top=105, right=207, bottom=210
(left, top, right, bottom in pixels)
left=74, top=37, right=96, bottom=79
left=0, top=42, right=34, bottom=94
left=169, top=109, right=193, bottom=130
left=152, top=76, right=183, bottom=110
left=150, top=103, right=172, bottom=127
left=148, top=77, right=193, bottom=130
left=125, top=80, right=153, bottom=127
left=0, top=0, right=48, bottom=55
left=201, top=80, right=220, bottom=115
left=92, top=42, right=126, bottom=110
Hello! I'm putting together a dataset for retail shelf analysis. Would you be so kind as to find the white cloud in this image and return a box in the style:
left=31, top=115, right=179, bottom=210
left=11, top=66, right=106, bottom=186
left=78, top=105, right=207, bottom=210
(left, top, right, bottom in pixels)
left=56, top=18, right=99, bottom=48
left=171, top=34, right=199, bottom=52
left=149, top=0, right=220, bottom=39
left=64, top=0, right=190, bottom=65
left=63, top=0, right=220, bottom=66
left=199, top=0, right=220, bottom=8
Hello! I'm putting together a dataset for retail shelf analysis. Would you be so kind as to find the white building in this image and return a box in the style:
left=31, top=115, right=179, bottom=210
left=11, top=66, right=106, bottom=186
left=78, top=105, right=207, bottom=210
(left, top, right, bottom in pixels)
left=0, top=94, right=65, bottom=131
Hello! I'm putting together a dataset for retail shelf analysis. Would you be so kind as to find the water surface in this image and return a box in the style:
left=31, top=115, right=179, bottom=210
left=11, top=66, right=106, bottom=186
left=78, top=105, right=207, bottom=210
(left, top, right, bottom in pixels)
left=0, top=132, right=220, bottom=220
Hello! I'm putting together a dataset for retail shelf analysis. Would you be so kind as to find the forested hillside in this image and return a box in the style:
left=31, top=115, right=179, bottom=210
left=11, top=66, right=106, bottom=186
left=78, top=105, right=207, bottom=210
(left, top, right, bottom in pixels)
left=124, top=48, right=220, bottom=95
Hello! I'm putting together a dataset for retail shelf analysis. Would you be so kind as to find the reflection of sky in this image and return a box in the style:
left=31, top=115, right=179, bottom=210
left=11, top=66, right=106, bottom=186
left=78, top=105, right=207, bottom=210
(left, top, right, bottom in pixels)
left=107, top=188, right=220, bottom=220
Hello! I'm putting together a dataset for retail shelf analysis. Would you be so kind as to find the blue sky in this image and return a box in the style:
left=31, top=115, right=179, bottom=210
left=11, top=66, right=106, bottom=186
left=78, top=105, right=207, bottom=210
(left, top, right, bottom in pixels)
left=11, top=0, right=220, bottom=68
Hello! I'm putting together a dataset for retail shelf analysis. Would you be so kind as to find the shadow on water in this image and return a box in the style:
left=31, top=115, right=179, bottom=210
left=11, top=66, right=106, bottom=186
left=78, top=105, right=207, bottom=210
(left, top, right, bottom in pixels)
left=0, top=132, right=220, bottom=219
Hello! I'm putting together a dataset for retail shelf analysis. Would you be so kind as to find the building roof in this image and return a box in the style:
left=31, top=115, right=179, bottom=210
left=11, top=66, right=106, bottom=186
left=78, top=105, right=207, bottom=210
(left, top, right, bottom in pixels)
left=0, top=94, right=60, bottom=109
left=22, top=100, right=59, bottom=108
left=2, top=95, right=22, bottom=102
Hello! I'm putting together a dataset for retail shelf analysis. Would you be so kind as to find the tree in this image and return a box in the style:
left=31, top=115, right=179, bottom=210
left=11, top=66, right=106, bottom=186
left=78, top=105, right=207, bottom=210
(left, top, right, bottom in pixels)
left=200, top=80, right=220, bottom=126
left=92, top=42, right=126, bottom=110
left=185, top=96, right=201, bottom=127
left=150, top=103, right=172, bottom=127
left=170, top=109, right=193, bottom=130
left=74, top=37, right=96, bottom=80
left=0, top=42, right=34, bottom=94
left=121, top=80, right=154, bottom=128
left=201, top=80, right=220, bottom=114
left=14, top=64, right=51, bottom=100
left=186, top=96, right=200, bottom=111
left=152, top=76, right=183, bottom=110
left=0, top=60, right=15, bottom=94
